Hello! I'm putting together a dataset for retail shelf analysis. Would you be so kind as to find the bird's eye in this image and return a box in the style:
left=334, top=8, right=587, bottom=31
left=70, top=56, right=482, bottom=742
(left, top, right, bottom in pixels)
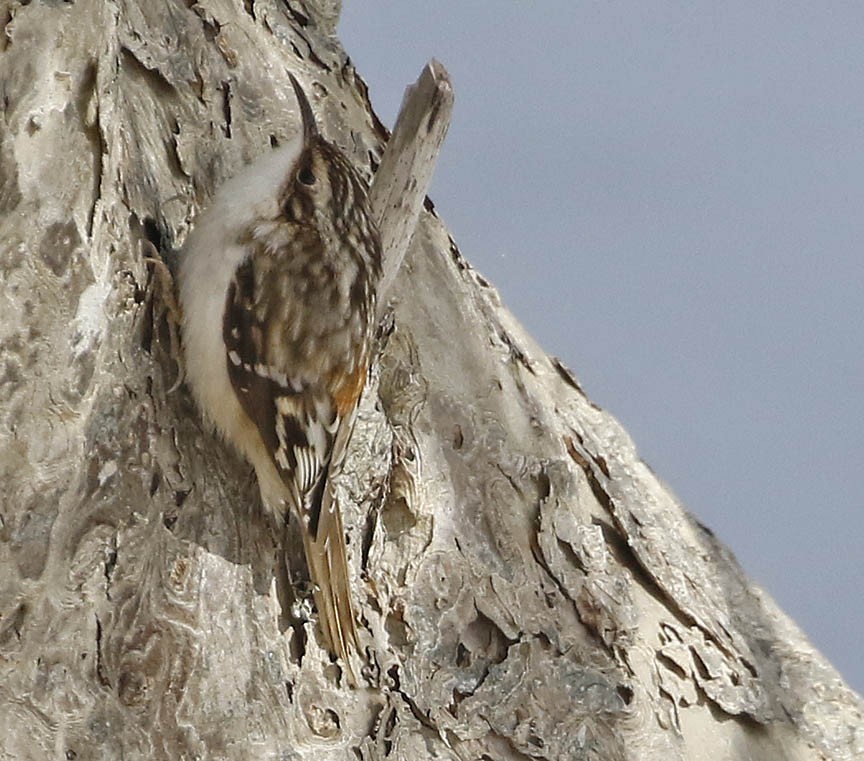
left=297, top=165, right=316, bottom=186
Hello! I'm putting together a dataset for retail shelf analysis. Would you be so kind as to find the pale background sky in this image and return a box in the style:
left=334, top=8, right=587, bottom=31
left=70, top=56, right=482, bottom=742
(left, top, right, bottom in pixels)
left=339, top=2, right=863, bottom=693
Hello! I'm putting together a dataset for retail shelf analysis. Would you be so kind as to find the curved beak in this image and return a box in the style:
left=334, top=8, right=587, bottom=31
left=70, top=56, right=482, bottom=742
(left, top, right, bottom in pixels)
left=289, top=73, right=319, bottom=148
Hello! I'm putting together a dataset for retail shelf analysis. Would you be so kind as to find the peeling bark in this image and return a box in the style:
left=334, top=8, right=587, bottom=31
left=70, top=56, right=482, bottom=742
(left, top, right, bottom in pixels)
left=1, top=2, right=862, bottom=760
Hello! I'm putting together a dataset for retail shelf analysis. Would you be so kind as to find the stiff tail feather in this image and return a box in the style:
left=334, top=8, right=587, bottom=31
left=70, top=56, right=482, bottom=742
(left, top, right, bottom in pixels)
left=300, top=484, right=360, bottom=685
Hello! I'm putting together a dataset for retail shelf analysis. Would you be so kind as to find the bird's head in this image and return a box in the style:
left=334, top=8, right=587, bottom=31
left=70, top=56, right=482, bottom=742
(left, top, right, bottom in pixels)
left=274, top=73, right=361, bottom=232
left=186, top=73, right=375, bottom=271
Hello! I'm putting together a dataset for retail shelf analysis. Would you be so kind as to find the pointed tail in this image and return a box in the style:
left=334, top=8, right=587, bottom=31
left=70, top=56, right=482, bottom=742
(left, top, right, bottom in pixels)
left=300, top=488, right=360, bottom=685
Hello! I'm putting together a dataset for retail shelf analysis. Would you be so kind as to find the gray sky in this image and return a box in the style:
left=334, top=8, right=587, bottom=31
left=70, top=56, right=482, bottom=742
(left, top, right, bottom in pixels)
left=339, top=2, right=864, bottom=693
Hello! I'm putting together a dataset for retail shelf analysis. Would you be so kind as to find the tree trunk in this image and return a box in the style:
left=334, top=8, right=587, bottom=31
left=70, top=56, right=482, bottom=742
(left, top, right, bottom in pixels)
left=0, top=2, right=860, bottom=759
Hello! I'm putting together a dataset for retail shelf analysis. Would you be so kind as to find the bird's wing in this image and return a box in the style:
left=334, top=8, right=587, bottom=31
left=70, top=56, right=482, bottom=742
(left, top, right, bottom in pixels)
left=222, top=252, right=362, bottom=679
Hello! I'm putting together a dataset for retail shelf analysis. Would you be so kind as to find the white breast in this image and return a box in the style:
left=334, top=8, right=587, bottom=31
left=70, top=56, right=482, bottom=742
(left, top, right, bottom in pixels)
left=177, top=139, right=303, bottom=470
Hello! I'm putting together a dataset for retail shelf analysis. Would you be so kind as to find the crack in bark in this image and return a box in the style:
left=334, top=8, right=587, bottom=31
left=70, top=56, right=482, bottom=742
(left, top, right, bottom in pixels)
left=94, top=615, right=110, bottom=687
left=103, top=539, right=117, bottom=601
left=218, top=79, right=232, bottom=138
left=77, top=58, right=104, bottom=241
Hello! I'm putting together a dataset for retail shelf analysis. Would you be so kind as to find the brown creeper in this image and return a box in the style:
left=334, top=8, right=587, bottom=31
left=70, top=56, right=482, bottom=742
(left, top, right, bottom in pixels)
left=178, top=74, right=381, bottom=679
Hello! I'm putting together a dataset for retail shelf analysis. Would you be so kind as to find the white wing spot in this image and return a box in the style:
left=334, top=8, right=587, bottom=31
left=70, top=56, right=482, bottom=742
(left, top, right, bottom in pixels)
left=306, top=418, right=328, bottom=459
left=276, top=396, right=297, bottom=416
left=228, top=350, right=242, bottom=366
left=275, top=447, right=290, bottom=470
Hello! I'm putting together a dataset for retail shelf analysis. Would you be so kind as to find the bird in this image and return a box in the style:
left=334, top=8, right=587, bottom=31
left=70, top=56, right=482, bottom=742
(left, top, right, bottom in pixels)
left=177, top=72, right=382, bottom=682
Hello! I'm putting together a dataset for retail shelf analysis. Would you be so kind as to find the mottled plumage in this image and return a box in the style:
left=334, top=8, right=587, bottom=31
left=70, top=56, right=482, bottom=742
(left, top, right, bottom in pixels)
left=179, top=74, right=381, bottom=682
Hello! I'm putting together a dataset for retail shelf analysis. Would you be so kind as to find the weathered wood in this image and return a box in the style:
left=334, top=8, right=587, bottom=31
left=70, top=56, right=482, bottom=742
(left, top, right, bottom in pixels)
left=369, top=59, right=454, bottom=309
left=0, top=2, right=861, bottom=760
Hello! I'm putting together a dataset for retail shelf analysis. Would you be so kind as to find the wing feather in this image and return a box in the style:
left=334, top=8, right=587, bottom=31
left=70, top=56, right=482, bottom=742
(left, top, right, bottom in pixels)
left=223, top=251, right=363, bottom=681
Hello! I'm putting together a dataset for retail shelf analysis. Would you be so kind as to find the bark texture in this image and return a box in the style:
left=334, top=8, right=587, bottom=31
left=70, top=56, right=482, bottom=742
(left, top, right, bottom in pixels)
left=0, top=2, right=861, bottom=760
